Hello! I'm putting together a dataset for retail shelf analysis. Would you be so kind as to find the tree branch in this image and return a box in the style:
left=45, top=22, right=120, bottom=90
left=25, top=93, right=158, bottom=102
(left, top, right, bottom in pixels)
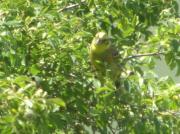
left=108, top=123, right=116, bottom=134
left=124, top=52, right=165, bottom=61
left=58, top=0, right=85, bottom=12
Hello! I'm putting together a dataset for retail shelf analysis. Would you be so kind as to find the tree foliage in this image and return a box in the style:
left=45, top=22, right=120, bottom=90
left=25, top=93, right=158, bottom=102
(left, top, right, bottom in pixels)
left=0, top=0, right=180, bottom=133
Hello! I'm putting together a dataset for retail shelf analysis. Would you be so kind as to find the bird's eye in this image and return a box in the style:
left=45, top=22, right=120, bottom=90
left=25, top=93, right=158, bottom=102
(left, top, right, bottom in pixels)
left=96, top=38, right=109, bottom=45
left=98, top=39, right=103, bottom=44
left=100, top=39, right=107, bottom=43
left=101, top=39, right=108, bottom=43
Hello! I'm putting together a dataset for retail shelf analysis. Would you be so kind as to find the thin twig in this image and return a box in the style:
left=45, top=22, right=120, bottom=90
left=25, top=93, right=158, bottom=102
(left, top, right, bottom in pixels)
left=124, top=52, right=165, bottom=61
left=158, top=110, right=180, bottom=117
left=108, top=123, right=116, bottom=134
left=58, top=0, right=85, bottom=12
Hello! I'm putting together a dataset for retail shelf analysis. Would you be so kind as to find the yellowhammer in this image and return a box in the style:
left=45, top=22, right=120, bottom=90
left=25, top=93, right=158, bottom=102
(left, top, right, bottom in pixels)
left=89, top=31, right=120, bottom=86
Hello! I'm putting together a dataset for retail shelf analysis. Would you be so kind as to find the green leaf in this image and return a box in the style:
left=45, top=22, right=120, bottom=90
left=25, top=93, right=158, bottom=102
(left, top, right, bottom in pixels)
left=5, top=20, right=22, bottom=27
left=48, top=98, right=66, bottom=107
left=29, top=65, right=40, bottom=75
left=95, top=86, right=112, bottom=94
left=124, top=80, right=131, bottom=91
left=14, top=76, right=31, bottom=87
left=1, top=115, right=15, bottom=123
left=165, top=52, right=173, bottom=65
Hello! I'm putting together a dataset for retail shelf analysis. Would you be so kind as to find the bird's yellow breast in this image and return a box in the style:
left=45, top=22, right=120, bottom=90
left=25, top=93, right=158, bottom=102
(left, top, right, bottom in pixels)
left=90, top=43, right=110, bottom=54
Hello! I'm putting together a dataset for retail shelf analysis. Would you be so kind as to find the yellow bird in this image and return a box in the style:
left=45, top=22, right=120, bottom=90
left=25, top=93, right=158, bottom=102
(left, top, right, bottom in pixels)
left=89, top=31, right=120, bottom=86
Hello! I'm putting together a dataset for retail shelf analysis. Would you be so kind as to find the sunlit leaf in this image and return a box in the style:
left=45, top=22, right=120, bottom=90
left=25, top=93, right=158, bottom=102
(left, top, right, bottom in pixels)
left=48, top=98, right=66, bottom=107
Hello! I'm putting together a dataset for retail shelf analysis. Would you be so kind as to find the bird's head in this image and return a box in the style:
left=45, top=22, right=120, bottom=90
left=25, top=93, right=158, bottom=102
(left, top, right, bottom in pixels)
left=94, top=32, right=109, bottom=45
left=91, top=31, right=111, bottom=53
